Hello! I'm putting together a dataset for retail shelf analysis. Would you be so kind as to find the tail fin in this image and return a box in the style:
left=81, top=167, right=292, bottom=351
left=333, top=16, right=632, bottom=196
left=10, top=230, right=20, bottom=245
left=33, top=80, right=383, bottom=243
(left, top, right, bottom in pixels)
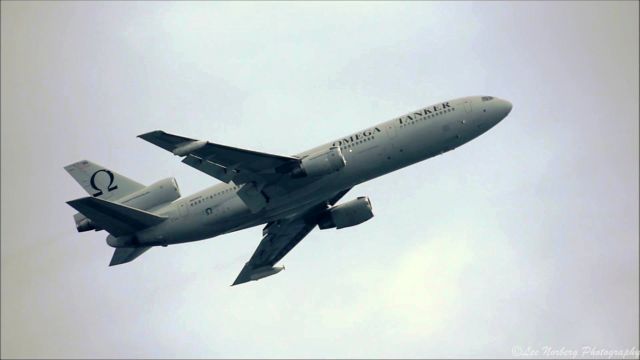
left=64, top=160, right=144, bottom=201
left=66, top=197, right=166, bottom=237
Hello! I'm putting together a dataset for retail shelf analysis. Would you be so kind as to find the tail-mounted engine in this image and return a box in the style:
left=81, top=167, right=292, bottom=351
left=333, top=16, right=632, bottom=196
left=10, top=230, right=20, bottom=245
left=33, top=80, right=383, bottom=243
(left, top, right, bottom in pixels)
left=118, top=177, right=181, bottom=210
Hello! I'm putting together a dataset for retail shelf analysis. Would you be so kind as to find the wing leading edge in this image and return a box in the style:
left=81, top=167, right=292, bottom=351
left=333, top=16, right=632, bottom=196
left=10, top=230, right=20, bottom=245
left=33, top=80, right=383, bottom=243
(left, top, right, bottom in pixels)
left=138, top=130, right=300, bottom=185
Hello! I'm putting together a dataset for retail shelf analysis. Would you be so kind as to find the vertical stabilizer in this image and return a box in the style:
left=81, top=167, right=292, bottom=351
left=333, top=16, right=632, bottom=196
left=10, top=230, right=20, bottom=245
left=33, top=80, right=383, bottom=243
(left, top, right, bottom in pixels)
left=64, top=160, right=144, bottom=201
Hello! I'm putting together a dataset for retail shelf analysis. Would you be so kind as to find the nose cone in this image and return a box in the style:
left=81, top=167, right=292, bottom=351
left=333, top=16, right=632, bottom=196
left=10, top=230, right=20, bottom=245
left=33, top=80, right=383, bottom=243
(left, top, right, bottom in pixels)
left=498, top=99, right=512, bottom=118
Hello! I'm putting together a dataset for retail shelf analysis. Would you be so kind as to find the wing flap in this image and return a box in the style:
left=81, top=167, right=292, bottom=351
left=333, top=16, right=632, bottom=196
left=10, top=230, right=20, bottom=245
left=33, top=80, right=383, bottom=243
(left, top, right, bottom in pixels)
left=182, top=154, right=235, bottom=183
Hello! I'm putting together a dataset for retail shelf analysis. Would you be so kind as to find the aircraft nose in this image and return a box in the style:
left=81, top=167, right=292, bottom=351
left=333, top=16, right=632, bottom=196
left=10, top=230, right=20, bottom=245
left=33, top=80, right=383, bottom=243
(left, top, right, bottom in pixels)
left=498, top=99, right=512, bottom=117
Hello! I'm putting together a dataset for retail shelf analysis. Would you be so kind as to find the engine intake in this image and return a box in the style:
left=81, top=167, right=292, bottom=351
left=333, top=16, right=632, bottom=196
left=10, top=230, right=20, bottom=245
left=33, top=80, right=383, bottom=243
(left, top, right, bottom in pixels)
left=292, top=147, right=346, bottom=178
left=318, top=197, right=374, bottom=229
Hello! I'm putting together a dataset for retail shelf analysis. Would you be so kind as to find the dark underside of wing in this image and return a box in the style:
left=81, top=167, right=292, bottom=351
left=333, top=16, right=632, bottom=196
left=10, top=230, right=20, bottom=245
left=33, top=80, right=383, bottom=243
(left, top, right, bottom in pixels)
left=232, top=188, right=351, bottom=285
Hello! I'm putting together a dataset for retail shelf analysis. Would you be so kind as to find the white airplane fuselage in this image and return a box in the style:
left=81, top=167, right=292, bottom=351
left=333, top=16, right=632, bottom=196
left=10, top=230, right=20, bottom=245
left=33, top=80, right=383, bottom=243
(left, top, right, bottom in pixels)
left=127, top=96, right=512, bottom=248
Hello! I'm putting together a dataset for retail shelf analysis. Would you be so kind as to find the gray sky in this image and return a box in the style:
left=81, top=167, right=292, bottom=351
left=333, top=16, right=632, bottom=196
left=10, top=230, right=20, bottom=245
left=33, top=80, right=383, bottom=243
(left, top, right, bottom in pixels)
left=1, top=1, right=638, bottom=358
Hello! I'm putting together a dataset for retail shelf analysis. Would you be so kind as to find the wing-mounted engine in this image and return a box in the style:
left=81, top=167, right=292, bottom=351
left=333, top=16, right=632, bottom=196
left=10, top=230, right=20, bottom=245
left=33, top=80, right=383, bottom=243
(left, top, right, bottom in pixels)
left=318, top=196, right=374, bottom=229
left=237, top=147, right=346, bottom=213
left=292, top=146, right=346, bottom=178
left=75, top=177, right=181, bottom=232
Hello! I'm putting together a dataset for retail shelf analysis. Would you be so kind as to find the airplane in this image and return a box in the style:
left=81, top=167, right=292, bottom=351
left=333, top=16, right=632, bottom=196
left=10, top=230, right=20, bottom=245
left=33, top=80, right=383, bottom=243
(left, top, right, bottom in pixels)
left=65, top=95, right=512, bottom=285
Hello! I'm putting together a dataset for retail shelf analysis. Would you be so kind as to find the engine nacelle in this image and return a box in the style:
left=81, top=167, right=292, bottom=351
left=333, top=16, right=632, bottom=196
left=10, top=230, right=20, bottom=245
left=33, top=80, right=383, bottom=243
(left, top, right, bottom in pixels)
left=318, top=197, right=374, bottom=230
left=75, top=177, right=181, bottom=232
left=118, top=177, right=181, bottom=210
left=292, top=147, right=346, bottom=178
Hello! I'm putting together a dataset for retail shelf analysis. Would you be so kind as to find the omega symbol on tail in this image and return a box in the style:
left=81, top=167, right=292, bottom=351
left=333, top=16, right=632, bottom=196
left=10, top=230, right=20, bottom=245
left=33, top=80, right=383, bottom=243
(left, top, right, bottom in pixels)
left=90, top=169, right=118, bottom=197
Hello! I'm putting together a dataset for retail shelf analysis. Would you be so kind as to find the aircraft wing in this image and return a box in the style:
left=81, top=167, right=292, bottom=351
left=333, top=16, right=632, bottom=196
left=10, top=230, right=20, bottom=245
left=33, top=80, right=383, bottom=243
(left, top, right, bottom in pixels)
left=232, top=188, right=350, bottom=286
left=138, top=130, right=300, bottom=185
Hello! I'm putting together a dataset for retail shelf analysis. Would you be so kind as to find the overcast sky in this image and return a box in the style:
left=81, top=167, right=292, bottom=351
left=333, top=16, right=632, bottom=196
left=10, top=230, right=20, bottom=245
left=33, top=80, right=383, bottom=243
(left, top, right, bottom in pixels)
left=1, top=1, right=638, bottom=358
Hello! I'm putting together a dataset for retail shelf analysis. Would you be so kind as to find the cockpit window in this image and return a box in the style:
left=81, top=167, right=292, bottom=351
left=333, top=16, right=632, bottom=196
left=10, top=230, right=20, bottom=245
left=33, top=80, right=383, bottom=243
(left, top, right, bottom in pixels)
left=481, top=96, right=494, bottom=101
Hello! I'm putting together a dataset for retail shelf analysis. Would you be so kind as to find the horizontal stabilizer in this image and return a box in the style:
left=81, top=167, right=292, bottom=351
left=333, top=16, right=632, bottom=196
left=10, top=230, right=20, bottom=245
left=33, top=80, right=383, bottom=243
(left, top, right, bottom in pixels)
left=110, top=247, right=152, bottom=266
left=66, top=197, right=166, bottom=237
